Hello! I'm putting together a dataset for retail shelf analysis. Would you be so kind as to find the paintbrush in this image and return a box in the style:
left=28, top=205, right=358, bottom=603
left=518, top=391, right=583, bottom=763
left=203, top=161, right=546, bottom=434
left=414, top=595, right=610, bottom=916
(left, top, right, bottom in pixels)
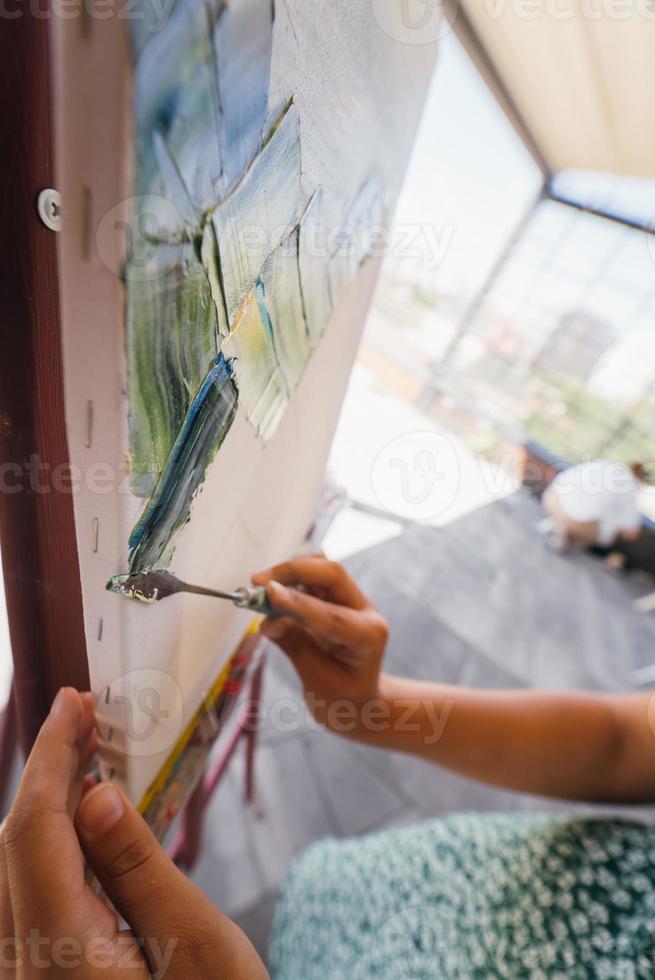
left=106, top=570, right=279, bottom=616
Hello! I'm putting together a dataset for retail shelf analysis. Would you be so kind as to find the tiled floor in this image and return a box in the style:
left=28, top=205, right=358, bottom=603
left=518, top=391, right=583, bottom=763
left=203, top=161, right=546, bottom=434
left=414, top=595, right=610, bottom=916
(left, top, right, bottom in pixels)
left=190, top=490, right=655, bottom=963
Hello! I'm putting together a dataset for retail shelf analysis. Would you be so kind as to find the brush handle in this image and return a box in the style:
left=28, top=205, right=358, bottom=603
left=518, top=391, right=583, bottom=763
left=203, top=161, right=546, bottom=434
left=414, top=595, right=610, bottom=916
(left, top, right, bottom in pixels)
left=174, top=580, right=281, bottom=614
left=233, top=586, right=281, bottom=617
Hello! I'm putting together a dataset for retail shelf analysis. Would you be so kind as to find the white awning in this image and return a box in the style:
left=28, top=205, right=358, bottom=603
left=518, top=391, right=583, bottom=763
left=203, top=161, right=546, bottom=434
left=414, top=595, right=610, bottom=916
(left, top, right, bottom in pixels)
left=453, top=0, right=655, bottom=178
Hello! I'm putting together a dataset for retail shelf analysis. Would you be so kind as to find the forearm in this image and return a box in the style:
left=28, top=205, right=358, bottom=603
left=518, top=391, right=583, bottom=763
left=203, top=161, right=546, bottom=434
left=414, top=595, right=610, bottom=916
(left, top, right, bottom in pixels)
left=351, top=675, right=653, bottom=804
left=254, top=558, right=655, bottom=804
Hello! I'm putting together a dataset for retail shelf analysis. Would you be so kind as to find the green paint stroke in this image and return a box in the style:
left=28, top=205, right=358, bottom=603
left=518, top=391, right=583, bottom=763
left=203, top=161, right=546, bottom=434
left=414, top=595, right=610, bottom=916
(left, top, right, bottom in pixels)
left=126, top=242, right=220, bottom=497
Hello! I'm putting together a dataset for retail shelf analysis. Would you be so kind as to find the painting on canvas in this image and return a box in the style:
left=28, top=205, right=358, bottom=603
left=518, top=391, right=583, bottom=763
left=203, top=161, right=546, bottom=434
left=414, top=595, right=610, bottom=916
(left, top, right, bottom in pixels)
left=54, top=0, right=438, bottom=802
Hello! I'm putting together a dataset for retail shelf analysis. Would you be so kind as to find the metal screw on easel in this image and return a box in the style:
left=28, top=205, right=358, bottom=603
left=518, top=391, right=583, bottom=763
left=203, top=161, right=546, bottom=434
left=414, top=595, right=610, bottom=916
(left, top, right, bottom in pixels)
left=37, top=188, right=61, bottom=232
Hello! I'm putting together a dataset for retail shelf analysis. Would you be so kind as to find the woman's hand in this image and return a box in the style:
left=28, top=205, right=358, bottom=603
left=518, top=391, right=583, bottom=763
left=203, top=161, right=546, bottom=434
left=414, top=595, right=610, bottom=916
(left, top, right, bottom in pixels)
left=0, top=687, right=268, bottom=978
left=259, top=559, right=655, bottom=807
left=252, top=556, right=389, bottom=735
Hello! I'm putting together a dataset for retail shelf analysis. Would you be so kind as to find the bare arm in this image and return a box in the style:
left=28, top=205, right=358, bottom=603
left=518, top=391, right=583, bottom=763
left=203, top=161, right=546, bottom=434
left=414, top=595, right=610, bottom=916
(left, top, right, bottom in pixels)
left=253, top=558, right=655, bottom=805
left=372, top=677, right=655, bottom=804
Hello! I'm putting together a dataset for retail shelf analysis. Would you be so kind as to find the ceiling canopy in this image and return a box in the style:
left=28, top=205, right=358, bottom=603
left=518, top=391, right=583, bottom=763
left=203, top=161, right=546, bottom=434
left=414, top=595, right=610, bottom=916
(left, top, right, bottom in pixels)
left=453, top=0, right=655, bottom=179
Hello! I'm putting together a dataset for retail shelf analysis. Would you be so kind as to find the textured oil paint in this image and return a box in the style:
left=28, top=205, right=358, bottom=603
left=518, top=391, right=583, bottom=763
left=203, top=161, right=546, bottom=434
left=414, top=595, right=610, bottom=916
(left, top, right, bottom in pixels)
left=124, top=0, right=384, bottom=570
left=210, top=103, right=302, bottom=325
left=133, top=0, right=222, bottom=232
left=212, top=0, right=275, bottom=196
left=126, top=243, right=220, bottom=495
left=327, top=176, right=386, bottom=307
left=221, top=282, right=287, bottom=438
left=298, top=189, right=334, bottom=347
left=132, top=0, right=274, bottom=224
left=260, top=227, right=310, bottom=391
left=200, top=221, right=230, bottom=340
left=129, top=354, right=238, bottom=572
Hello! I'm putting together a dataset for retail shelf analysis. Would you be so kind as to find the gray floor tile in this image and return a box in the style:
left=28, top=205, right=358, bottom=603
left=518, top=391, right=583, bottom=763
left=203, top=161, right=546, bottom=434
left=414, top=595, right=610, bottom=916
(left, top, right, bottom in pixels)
left=230, top=736, right=336, bottom=894
left=304, top=731, right=405, bottom=836
left=191, top=767, right=266, bottom=916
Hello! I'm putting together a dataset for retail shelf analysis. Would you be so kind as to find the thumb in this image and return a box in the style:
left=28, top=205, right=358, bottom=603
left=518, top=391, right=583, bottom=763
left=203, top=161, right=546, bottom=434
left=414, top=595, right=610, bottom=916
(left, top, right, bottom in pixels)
left=75, top=783, right=267, bottom=978
left=75, top=783, right=201, bottom=968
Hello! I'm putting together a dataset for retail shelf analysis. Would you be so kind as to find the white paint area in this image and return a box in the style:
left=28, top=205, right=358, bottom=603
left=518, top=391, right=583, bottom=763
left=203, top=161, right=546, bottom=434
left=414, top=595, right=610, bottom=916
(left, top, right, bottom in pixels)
left=0, top=550, right=12, bottom=709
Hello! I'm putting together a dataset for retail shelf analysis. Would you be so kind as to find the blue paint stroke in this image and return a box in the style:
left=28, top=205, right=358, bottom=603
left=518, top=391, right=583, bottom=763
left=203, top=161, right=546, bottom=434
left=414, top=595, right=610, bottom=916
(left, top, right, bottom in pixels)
left=129, top=353, right=238, bottom=572
left=132, top=0, right=224, bottom=235
left=212, top=0, right=275, bottom=196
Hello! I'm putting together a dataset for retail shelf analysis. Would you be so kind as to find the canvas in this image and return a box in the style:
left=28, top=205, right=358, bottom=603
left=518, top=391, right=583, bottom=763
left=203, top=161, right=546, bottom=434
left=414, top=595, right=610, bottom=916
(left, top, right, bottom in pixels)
left=54, top=0, right=438, bottom=803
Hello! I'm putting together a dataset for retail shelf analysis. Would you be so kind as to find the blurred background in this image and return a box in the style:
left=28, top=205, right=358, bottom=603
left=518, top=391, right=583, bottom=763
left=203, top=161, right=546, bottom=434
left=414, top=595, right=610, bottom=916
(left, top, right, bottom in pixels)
left=325, top=27, right=655, bottom=558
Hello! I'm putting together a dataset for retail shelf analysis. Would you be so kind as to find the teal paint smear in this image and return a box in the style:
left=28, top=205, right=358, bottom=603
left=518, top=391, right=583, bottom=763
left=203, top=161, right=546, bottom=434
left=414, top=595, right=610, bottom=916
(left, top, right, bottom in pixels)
left=211, top=103, right=302, bottom=325
left=129, top=353, right=238, bottom=573
left=126, top=242, right=220, bottom=495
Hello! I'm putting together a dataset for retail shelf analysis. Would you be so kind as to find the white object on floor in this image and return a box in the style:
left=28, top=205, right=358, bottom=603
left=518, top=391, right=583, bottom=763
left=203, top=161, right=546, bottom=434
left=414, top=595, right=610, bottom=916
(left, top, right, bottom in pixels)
left=536, top=517, right=567, bottom=552
left=550, top=460, right=640, bottom=547
left=633, top=591, right=655, bottom=614
left=630, top=663, right=655, bottom=686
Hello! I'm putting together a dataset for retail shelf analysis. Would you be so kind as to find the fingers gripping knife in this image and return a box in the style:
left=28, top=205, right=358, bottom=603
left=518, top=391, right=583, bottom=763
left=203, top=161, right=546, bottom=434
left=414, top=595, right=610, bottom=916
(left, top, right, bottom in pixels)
left=107, top=570, right=279, bottom=617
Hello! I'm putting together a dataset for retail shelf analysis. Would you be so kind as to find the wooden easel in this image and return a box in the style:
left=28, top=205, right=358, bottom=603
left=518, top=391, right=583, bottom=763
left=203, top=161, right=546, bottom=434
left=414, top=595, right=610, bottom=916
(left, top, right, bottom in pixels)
left=0, top=7, right=89, bottom=765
